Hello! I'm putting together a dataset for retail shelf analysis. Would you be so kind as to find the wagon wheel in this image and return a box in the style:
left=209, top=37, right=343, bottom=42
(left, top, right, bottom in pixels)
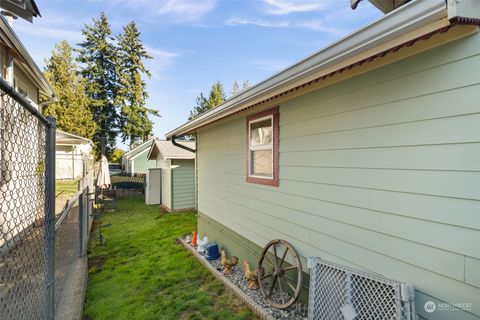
left=257, top=239, right=303, bottom=309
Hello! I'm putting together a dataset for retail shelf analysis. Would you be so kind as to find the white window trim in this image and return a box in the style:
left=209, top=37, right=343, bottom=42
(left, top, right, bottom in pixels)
left=248, top=114, right=274, bottom=180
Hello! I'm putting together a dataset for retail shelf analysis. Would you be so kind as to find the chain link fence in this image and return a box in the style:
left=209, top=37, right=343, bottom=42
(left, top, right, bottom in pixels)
left=0, top=78, right=93, bottom=320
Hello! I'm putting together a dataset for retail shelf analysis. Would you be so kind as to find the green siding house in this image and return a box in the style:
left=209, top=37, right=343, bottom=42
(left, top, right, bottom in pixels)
left=147, top=140, right=195, bottom=211
left=166, top=1, right=480, bottom=319
left=122, top=138, right=156, bottom=175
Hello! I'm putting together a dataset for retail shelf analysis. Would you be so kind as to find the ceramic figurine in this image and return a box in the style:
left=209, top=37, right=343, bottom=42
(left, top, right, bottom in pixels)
left=242, top=260, right=259, bottom=289
left=221, top=249, right=238, bottom=274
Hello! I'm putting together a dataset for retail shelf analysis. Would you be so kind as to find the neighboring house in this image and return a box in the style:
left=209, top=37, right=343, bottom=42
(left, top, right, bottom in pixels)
left=166, top=1, right=480, bottom=319
left=122, top=138, right=156, bottom=175
left=146, top=140, right=195, bottom=211
left=56, top=130, right=93, bottom=180
left=0, top=16, right=54, bottom=105
left=0, top=4, right=56, bottom=249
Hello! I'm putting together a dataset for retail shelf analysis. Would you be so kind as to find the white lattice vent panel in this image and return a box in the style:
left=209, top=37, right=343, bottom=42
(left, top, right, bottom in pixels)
left=308, top=257, right=416, bottom=320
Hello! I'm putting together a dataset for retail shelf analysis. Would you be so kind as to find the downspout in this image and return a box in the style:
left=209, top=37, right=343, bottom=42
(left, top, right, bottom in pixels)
left=169, top=134, right=198, bottom=211
left=170, top=135, right=196, bottom=153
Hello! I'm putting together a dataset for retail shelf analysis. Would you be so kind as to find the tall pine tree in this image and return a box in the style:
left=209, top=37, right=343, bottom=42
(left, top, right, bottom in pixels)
left=116, top=21, right=158, bottom=147
left=42, top=40, right=96, bottom=139
left=77, top=12, right=118, bottom=157
left=189, top=81, right=225, bottom=120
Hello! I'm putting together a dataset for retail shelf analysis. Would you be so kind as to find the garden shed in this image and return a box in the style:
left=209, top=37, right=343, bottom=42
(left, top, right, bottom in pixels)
left=166, top=1, right=480, bottom=319
left=56, top=130, right=93, bottom=180
left=122, top=138, right=156, bottom=175
left=146, top=140, right=195, bottom=211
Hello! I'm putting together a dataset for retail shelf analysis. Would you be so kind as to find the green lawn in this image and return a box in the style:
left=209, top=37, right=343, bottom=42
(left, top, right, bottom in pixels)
left=84, top=196, right=255, bottom=320
left=56, top=179, right=79, bottom=198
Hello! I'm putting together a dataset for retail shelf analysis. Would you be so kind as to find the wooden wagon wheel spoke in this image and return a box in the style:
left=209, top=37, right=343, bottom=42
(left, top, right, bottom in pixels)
left=284, top=277, right=296, bottom=293
left=261, top=272, right=273, bottom=280
left=273, top=242, right=279, bottom=267
left=278, top=277, right=286, bottom=304
left=282, top=265, right=297, bottom=272
left=263, top=254, right=275, bottom=268
left=268, top=275, right=278, bottom=296
left=279, top=247, right=288, bottom=268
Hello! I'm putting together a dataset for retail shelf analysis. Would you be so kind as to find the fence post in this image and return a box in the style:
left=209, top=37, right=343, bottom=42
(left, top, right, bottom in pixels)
left=79, top=190, right=84, bottom=257
left=45, top=116, right=56, bottom=320
left=87, top=186, right=90, bottom=237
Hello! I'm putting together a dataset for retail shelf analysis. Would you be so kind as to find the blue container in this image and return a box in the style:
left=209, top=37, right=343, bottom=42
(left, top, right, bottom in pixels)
left=205, top=242, right=220, bottom=260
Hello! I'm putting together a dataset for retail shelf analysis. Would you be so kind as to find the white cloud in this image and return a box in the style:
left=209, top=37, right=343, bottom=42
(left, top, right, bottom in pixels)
left=143, top=46, right=180, bottom=80
left=263, top=0, right=328, bottom=15
left=12, top=23, right=84, bottom=43
left=226, top=17, right=345, bottom=36
left=116, top=0, right=217, bottom=22
left=226, top=17, right=289, bottom=28
left=144, top=46, right=179, bottom=59
left=156, top=0, right=216, bottom=20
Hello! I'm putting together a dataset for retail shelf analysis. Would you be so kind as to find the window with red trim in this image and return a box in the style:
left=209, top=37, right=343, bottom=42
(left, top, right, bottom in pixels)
left=246, top=107, right=279, bottom=186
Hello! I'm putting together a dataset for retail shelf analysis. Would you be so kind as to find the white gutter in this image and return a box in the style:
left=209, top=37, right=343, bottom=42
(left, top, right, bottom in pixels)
left=0, top=15, right=55, bottom=98
left=166, top=0, right=447, bottom=138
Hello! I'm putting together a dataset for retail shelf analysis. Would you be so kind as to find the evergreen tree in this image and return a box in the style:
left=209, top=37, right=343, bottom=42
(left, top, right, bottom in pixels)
left=116, top=21, right=158, bottom=147
left=188, top=82, right=226, bottom=120
left=77, top=12, right=119, bottom=157
left=205, top=81, right=225, bottom=109
left=188, top=92, right=208, bottom=120
left=42, top=40, right=96, bottom=139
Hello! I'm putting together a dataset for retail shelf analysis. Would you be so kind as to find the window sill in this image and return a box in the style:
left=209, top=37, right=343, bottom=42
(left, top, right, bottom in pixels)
left=246, top=176, right=279, bottom=187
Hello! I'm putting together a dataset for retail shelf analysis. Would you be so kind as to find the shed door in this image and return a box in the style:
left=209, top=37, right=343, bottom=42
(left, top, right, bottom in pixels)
left=146, top=168, right=161, bottom=205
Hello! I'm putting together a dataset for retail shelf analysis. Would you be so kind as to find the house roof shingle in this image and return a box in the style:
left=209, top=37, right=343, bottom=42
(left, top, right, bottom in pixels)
left=148, top=140, right=195, bottom=160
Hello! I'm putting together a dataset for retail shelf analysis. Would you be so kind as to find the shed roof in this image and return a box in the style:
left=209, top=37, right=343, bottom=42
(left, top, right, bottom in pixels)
left=123, top=138, right=155, bottom=160
left=147, top=140, right=195, bottom=160
left=165, top=0, right=480, bottom=139
left=56, top=130, right=92, bottom=146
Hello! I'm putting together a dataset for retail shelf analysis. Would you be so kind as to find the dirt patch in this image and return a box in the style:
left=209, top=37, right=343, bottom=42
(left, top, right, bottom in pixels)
left=88, top=256, right=107, bottom=274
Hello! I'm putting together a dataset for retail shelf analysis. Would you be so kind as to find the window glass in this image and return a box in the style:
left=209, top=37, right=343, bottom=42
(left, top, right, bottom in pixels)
left=251, top=149, right=272, bottom=177
left=246, top=108, right=278, bottom=186
left=250, top=118, right=272, bottom=146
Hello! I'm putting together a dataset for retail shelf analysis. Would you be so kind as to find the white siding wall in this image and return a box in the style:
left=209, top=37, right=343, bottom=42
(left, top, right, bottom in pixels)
left=161, top=159, right=172, bottom=210
left=197, top=32, right=480, bottom=317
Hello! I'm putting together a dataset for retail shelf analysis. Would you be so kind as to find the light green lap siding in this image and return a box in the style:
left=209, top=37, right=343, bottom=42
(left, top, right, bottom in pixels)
left=172, top=159, right=195, bottom=210
left=131, top=152, right=156, bottom=174
left=197, top=32, right=480, bottom=319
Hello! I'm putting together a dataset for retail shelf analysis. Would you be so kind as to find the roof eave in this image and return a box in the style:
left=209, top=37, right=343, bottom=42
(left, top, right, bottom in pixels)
left=165, top=0, right=447, bottom=139
left=165, top=156, right=195, bottom=160
left=0, top=15, right=55, bottom=98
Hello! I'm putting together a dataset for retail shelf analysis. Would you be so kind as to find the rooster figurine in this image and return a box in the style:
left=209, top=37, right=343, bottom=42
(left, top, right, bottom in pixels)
left=242, top=260, right=259, bottom=289
left=221, top=249, right=238, bottom=274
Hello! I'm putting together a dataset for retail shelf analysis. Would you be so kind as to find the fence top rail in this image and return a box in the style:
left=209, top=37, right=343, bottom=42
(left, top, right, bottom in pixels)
left=0, top=76, right=51, bottom=125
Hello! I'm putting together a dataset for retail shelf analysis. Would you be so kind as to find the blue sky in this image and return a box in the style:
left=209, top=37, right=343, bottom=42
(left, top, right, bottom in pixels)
left=14, top=0, right=381, bottom=148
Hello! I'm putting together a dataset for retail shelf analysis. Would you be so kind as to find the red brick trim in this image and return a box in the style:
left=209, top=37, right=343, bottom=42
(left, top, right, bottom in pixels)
left=246, top=107, right=279, bottom=187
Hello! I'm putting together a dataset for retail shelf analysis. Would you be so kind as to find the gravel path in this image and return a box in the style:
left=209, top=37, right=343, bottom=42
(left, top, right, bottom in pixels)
left=195, top=246, right=308, bottom=320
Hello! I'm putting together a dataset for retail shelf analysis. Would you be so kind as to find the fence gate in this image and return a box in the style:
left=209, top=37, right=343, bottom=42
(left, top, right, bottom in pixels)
left=0, top=77, right=92, bottom=319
